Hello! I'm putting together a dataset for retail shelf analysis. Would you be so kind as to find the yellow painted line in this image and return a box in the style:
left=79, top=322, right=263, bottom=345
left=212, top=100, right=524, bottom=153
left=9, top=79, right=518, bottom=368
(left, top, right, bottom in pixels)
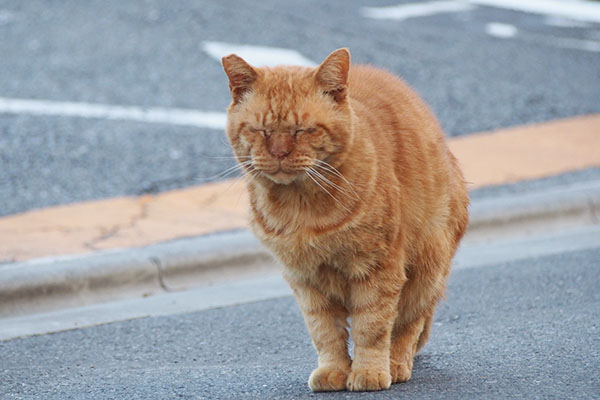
left=0, top=181, right=248, bottom=262
left=449, top=114, right=600, bottom=187
left=1, top=114, right=599, bottom=262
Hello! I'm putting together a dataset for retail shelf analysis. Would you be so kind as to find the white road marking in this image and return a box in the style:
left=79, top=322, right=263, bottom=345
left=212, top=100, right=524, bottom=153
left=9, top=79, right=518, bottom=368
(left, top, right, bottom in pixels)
left=0, top=97, right=227, bottom=130
left=548, top=35, right=600, bottom=52
left=485, top=22, right=518, bottom=38
left=361, top=0, right=475, bottom=21
left=0, top=9, right=15, bottom=25
left=362, top=0, right=600, bottom=24
left=544, top=15, right=591, bottom=28
left=484, top=22, right=600, bottom=52
left=202, top=41, right=316, bottom=67
left=468, top=0, right=600, bottom=23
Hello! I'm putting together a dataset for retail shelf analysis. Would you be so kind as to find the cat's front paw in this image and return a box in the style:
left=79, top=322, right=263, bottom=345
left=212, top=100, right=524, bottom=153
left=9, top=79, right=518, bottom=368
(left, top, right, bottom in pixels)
left=308, top=366, right=349, bottom=392
left=346, top=368, right=391, bottom=391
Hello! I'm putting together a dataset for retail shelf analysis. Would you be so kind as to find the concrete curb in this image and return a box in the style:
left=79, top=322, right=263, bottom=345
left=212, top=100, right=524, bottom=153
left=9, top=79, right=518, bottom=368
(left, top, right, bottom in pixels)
left=0, top=231, right=275, bottom=317
left=468, top=179, right=600, bottom=242
left=1, top=179, right=599, bottom=318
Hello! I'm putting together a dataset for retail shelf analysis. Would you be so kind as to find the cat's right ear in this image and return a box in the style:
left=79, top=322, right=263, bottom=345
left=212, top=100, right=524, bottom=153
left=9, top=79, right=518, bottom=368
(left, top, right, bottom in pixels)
left=222, top=54, right=258, bottom=104
left=315, top=48, right=350, bottom=103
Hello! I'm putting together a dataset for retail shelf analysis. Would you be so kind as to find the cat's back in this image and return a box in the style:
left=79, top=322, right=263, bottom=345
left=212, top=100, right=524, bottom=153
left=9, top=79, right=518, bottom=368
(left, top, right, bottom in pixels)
left=348, top=64, right=409, bottom=103
left=347, top=65, right=440, bottom=138
left=347, top=64, right=467, bottom=227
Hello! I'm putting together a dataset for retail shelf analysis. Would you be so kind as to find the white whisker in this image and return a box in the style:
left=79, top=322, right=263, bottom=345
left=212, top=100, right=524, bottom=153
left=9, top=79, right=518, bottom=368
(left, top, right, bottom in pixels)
left=313, top=159, right=360, bottom=199
left=244, top=168, right=261, bottom=184
left=309, top=168, right=358, bottom=200
left=195, top=160, right=254, bottom=183
left=305, top=168, right=351, bottom=213
left=235, top=167, right=260, bottom=206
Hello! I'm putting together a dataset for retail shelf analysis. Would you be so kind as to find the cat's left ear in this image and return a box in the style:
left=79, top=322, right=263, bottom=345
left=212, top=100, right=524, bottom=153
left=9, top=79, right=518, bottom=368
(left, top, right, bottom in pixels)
left=315, top=48, right=350, bottom=103
left=222, top=54, right=258, bottom=104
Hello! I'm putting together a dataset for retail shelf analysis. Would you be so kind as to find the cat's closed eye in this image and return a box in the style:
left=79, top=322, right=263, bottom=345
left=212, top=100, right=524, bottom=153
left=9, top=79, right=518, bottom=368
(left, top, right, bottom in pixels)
left=295, top=128, right=316, bottom=135
left=249, top=128, right=268, bottom=136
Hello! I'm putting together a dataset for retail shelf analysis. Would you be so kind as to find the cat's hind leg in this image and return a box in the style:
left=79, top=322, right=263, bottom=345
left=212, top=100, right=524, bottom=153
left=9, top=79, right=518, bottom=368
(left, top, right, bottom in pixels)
left=389, top=314, right=430, bottom=382
left=416, top=312, right=433, bottom=353
left=389, top=223, right=456, bottom=383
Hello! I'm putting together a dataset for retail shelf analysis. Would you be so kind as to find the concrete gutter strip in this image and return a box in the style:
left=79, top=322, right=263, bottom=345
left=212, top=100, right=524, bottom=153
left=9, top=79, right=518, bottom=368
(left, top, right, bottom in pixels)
left=470, top=179, right=600, bottom=227
left=0, top=231, right=274, bottom=318
left=0, top=252, right=159, bottom=318
left=147, top=231, right=275, bottom=290
left=467, top=179, right=600, bottom=242
left=1, top=180, right=600, bottom=318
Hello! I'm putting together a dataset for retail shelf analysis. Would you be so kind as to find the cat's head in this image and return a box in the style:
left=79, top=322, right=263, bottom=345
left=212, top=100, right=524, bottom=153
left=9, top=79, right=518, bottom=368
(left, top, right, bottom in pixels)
left=222, top=48, right=354, bottom=185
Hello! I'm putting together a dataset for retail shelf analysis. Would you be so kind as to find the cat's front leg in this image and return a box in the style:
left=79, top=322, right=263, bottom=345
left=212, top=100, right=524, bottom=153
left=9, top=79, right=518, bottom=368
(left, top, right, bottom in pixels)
left=290, top=282, right=351, bottom=392
left=346, top=281, right=400, bottom=391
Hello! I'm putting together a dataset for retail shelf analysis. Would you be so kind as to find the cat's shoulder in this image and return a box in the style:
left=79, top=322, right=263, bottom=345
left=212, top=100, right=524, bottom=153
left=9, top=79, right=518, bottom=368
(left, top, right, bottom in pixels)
left=348, top=64, right=418, bottom=108
left=349, top=64, right=405, bottom=86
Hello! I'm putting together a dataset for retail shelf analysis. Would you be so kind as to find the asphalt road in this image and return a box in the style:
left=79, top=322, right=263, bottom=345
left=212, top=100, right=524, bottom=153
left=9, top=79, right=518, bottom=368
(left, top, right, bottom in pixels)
left=1, top=0, right=600, bottom=216
left=1, top=242, right=598, bottom=399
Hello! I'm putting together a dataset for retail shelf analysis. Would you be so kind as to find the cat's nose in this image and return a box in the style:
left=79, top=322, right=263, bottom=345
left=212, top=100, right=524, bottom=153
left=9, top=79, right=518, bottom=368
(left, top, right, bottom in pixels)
left=268, top=133, right=293, bottom=159
left=270, top=147, right=292, bottom=160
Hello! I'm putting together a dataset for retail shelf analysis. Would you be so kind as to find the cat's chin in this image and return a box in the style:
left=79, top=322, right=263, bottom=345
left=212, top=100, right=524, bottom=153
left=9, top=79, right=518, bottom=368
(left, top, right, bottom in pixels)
left=264, top=170, right=299, bottom=185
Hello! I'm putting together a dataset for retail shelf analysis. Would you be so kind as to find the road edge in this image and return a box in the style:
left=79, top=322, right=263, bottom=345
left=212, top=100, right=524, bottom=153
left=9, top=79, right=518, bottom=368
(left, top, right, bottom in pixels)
left=1, top=179, right=599, bottom=317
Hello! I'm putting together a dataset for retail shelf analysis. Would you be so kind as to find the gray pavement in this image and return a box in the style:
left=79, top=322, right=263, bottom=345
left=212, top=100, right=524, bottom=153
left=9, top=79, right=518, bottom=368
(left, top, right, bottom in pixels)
left=1, top=0, right=600, bottom=216
left=1, top=242, right=598, bottom=399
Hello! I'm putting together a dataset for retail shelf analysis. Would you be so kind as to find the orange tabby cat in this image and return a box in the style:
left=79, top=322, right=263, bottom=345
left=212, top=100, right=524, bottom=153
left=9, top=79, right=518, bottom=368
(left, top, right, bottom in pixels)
left=221, top=48, right=469, bottom=392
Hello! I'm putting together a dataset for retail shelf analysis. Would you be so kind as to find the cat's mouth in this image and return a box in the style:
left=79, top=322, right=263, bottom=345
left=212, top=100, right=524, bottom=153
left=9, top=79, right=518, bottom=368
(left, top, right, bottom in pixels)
left=253, top=161, right=307, bottom=184
left=264, top=168, right=299, bottom=185
left=252, top=159, right=308, bottom=185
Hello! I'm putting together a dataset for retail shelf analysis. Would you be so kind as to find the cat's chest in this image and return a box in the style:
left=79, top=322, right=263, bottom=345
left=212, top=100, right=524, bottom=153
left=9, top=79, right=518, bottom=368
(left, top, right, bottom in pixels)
left=256, top=222, right=379, bottom=280
left=261, top=227, right=338, bottom=267
left=250, top=198, right=347, bottom=251
left=249, top=192, right=384, bottom=276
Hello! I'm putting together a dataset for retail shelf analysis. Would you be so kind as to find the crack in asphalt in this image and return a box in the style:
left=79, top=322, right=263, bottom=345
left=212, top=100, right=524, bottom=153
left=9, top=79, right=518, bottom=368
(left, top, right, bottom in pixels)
left=83, top=196, right=153, bottom=250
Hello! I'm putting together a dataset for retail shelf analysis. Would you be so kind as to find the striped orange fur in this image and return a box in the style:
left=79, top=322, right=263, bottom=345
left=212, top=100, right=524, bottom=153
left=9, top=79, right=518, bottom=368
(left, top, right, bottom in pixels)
left=222, top=48, right=469, bottom=392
